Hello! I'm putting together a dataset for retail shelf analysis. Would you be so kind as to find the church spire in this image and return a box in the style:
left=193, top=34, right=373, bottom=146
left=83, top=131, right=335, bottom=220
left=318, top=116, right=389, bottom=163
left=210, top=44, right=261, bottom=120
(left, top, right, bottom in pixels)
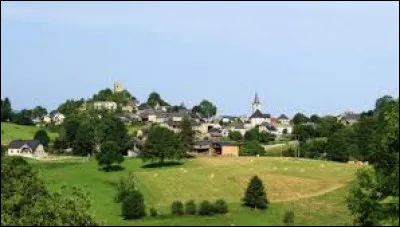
left=253, top=92, right=260, bottom=104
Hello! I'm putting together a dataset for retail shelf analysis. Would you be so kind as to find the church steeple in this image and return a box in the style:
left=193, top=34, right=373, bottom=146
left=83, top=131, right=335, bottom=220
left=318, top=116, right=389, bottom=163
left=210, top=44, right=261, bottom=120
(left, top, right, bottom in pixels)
left=251, top=92, right=261, bottom=114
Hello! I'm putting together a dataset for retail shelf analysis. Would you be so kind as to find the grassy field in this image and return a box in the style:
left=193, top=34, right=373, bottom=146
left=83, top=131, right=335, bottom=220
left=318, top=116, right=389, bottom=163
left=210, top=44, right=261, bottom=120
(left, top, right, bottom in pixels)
left=126, top=122, right=147, bottom=136
left=32, top=156, right=360, bottom=226
left=1, top=122, right=59, bottom=144
left=263, top=142, right=298, bottom=157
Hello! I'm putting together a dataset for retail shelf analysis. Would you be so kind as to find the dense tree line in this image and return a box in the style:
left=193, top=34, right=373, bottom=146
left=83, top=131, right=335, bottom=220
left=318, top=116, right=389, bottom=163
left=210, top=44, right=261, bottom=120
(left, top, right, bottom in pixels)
left=1, top=156, right=99, bottom=225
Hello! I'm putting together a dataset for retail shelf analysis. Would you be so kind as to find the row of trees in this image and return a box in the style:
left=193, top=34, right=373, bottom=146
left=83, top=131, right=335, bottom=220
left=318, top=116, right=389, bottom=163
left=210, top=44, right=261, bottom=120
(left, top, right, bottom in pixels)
left=346, top=96, right=399, bottom=226
left=1, top=97, right=49, bottom=125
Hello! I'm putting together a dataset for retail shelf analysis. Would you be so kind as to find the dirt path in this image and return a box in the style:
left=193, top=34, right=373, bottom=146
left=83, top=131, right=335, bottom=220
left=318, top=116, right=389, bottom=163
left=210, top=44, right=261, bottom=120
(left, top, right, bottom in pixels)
left=271, top=184, right=345, bottom=202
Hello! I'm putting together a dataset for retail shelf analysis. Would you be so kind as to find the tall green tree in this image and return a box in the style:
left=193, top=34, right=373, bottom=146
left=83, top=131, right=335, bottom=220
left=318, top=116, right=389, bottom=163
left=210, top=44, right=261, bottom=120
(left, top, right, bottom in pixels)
left=244, top=128, right=259, bottom=141
left=146, top=92, right=169, bottom=108
left=229, top=131, right=243, bottom=141
left=179, top=116, right=194, bottom=153
left=292, top=113, right=309, bottom=125
left=242, top=175, right=269, bottom=209
left=1, top=97, right=13, bottom=122
left=326, top=127, right=358, bottom=162
left=95, top=141, right=124, bottom=171
left=192, top=100, right=217, bottom=118
left=57, top=99, right=85, bottom=117
left=11, top=109, right=34, bottom=125
left=62, top=117, right=81, bottom=147
left=96, top=114, right=129, bottom=151
left=33, top=129, right=50, bottom=148
left=140, top=126, right=184, bottom=164
left=239, top=141, right=265, bottom=156
left=31, top=106, right=47, bottom=118
left=72, top=120, right=95, bottom=156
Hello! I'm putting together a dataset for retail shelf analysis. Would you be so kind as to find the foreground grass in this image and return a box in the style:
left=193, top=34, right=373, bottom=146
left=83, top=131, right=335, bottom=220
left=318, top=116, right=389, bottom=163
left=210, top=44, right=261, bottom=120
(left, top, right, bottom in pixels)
left=1, top=122, right=58, bottom=144
left=33, top=157, right=359, bottom=226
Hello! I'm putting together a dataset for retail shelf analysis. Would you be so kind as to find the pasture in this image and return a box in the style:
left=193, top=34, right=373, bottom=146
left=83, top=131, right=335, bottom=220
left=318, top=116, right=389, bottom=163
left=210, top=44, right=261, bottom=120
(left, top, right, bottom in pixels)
left=33, top=156, right=360, bottom=226
left=1, top=122, right=58, bottom=144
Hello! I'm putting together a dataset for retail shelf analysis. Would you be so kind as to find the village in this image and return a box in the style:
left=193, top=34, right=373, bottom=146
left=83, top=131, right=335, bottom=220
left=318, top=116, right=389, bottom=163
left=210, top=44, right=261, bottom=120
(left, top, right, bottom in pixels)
left=5, top=81, right=361, bottom=159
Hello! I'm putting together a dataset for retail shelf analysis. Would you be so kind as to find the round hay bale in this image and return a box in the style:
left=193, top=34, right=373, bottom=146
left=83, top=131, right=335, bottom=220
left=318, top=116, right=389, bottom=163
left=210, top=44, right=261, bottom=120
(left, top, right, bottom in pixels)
left=284, top=167, right=288, bottom=171
left=210, top=173, right=215, bottom=179
left=300, top=168, right=305, bottom=172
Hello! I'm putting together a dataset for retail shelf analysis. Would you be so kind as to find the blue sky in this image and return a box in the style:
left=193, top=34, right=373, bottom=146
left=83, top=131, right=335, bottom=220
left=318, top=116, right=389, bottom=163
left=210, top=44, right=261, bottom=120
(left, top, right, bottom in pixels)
left=1, top=1, right=399, bottom=117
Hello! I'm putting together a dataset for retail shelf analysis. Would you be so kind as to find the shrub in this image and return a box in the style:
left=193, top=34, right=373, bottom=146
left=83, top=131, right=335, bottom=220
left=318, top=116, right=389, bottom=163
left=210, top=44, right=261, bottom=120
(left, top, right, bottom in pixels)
left=213, top=199, right=228, bottom=214
left=282, top=146, right=296, bottom=157
left=242, top=175, right=269, bottom=209
left=121, top=191, right=146, bottom=219
left=198, top=200, right=214, bottom=216
left=150, top=207, right=158, bottom=217
left=185, top=200, right=197, bottom=215
left=96, top=141, right=124, bottom=171
left=239, top=141, right=265, bottom=156
left=283, top=210, right=295, bottom=225
left=171, top=201, right=184, bottom=216
left=115, top=172, right=136, bottom=203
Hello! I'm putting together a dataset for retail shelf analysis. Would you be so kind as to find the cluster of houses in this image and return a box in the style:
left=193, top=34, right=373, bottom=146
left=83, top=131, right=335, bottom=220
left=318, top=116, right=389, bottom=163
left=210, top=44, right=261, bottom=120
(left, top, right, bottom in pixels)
left=7, top=82, right=362, bottom=159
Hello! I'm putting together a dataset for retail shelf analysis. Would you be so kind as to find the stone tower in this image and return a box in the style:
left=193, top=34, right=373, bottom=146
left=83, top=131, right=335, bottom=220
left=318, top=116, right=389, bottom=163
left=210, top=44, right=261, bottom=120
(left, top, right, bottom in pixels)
left=251, top=92, right=261, bottom=114
left=113, top=81, right=124, bottom=93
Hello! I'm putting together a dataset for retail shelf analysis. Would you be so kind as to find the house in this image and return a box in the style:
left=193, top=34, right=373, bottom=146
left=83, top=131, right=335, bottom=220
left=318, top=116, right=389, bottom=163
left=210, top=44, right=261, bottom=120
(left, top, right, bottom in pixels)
left=192, top=121, right=208, bottom=134
left=159, top=120, right=181, bottom=133
left=94, top=101, right=117, bottom=111
left=43, top=114, right=52, bottom=124
left=7, top=140, right=46, bottom=159
left=52, top=112, right=65, bottom=125
left=192, top=140, right=212, bottom=154
left=212, top=141, right=239, bottom=156
left=277, top=114, right=290, bottom=125
left=229, top=123, right=247, bottom=136
left=337, top=112, right=361, bottom=125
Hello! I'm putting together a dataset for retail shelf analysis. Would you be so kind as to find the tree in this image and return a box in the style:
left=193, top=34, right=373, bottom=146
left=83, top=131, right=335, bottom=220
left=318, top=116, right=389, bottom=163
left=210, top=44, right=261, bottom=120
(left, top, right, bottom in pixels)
left=259, top=131, right=275, bottom=143
left=95, top=141, right=124, bottom=171
left=292, top=124, right=317, bottom=141
left=244, top=128, right=259, bottom=141
left=213, top=199, right=228, bottom=214
left=62, top=117, right=81, bottom=147
left=1, top=97, right=13, bottom=122
left=1, top=145, right=7, bottom=156
left=185, top=200, right=197, bottom=215
left=72, top=121, right=95, bottom=156
left=171, top=201, right=184, bottom=216
left=57, top=99, right=85, bottom=117
left=147, top=92, right=169, bottom=108
left=34, top=129, right=50, bottom=148
left=192, top=100, right=217, bottom=118
left=121, top=190, right=146, bottom=219
left=375, top=95, right=394, bottom=112
left=292, top=113, right=309, bottom=125
left=96, top=114, right=129, bottom=153
left=242, top=175, right=269, bottom=209
left=11, top=109, right=34, bottom=125
left=179, top=116, right=194, bottom=153
left=1, top=157, right=99, bottom=226
left=299, top=139, right=328, bottom=159
left=347, top=168, right=380, bottom=226
left=140, top=126, right=185, bottom=164
left=31, top=106, right=47, bottom=118
left=326, top=127, right=358, bottom=162
left=310, top=114, right=320, bottom=123
left=229, top=131, right=243, bottom=141
left=115, top=173, right=136, bottom=203
left=240, top=141, right=265, bottom=156
left=149, top=207, right=158, bottom=217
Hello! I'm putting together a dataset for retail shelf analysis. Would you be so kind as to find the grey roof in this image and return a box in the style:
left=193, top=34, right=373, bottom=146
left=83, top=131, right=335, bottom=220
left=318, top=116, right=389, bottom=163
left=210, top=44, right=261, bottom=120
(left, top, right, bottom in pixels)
left=233, top=123, right=245, bottom=129
left=208, top=128, right=221, bottom=133
left=8, top=140, right=41, bottom=150
left=213, top=141, right=237, bottom=147
left=278, top=114, right=289, bottom=120
left=138, top=103, right=151, bottom=110
left=250, top=110, right=267, bottom=119
left=193, top=140, right=212, bottom=146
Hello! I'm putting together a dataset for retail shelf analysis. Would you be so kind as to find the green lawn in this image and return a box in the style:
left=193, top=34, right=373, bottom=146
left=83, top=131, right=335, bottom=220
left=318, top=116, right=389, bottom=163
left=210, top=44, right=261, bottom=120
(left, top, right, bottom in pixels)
left=32, top=156, right=360, bottom=226
left=126, top=122, right=147, bottom=136
left=1, top=122, right=59, bottom=144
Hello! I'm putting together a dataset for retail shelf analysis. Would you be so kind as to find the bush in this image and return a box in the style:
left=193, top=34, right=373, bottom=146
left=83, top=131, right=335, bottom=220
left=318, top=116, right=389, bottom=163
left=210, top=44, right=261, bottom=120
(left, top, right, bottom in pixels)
left=198, top=200, right=214, bottom=216
left=283, top=210, right=295, bottom=225
left=239, top=141, right=266, bottom=156
left=213, top=199, right=228, bottom=214
left=121, top=191, right=146, bottom=220
left=228, top=131, right=243, bottom=141
left=185, top=200, right=197, bottom=215
left=282, top=147, right=296, bottom=157
left=150, top=207, right=158, bottom=217
left=171, top=201, right=184, bottom=216
left=115, top=173, right=136, bottom=203
left=34, top=129, right=50, bottom=148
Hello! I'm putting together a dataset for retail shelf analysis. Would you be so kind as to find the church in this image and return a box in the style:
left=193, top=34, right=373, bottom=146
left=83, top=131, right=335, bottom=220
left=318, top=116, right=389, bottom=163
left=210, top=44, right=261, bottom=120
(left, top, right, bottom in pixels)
left=249, top=92, right=271, bottom=127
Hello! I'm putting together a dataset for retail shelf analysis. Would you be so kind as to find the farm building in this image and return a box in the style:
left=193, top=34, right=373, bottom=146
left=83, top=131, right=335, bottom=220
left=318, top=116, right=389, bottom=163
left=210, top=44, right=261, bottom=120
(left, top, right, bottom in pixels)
left=212, top=141, right=239, bottom=156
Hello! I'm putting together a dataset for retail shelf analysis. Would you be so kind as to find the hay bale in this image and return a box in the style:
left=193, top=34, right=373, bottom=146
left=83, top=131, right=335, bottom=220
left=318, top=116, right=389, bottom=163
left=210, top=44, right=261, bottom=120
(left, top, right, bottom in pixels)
left=300, top=168, right=305, bottom=172
left=210, top=173, right=215, bottom=179
left=284, top=167, right=288, bottom=171
left=347, top=161, right=355, bottom=165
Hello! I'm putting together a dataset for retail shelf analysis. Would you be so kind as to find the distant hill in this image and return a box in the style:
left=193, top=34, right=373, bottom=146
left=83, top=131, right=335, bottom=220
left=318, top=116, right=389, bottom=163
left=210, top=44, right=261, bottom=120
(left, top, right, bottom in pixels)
left=1, top=122, right=58, bottom=145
